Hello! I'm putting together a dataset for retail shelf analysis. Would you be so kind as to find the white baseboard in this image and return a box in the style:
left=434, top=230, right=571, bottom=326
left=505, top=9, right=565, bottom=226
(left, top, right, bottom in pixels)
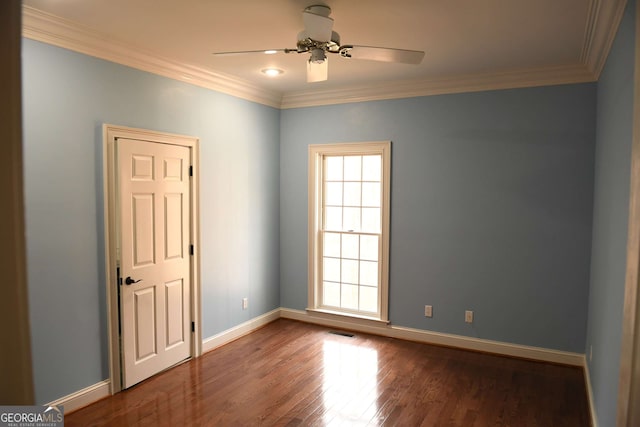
left=279, top=308, right=584, bottom=366
left=47, top=379, right=110, bottom=414
left=583, top=359, right=599, bottom=427
left=202, top=308, right=281, bottom=353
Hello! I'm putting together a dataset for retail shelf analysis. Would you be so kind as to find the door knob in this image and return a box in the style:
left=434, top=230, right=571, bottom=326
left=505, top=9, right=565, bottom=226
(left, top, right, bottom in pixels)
left=125, top=276, right=142, bottom=285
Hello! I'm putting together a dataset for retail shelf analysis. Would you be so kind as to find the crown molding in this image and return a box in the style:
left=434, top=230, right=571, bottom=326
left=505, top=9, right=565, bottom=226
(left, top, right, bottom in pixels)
left=581, top=0, right=629, bottom=78
left=22, top=2, right=624, bottom=110
left=281, top=64, right=596, bottom=109
left=21, top=6, right=283, bottom=108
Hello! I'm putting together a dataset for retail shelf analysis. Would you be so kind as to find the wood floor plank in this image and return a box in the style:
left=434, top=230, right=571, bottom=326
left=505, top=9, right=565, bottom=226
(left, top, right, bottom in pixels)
left=65, top=319, right=591, bottom=426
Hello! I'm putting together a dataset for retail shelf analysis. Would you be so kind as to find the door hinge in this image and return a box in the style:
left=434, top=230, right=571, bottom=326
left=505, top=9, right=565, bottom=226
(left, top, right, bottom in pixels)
left=189, top=165, right=193, bottom=177
left=191, top=322, right=195, bottom=333
left=190, top=244, right=194, bottom=256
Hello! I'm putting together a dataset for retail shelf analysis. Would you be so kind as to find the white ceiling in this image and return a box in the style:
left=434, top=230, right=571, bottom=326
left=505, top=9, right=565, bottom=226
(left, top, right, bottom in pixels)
left=22, top=0, right=625, bottom=108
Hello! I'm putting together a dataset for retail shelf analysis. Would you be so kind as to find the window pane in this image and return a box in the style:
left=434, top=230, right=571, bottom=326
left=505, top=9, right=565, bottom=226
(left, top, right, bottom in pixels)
left=323, top=281, right=340, bottom=307
left=341, top=259, right=359, bottom=284
left=324, top=182, right=343, bottom=206
left=360, top=235, right=379, bottom=261
left=325, top=156, right=343, bottom=181
left=361, top=182, right=380, bottom=207
left=341, top=233, right=359, bottom=259
left=359, top=286, right=378, bottom=312
left=341, top=284, right=359, bottom=310
left=361, top=208, right=380, bottom=233
left=323, top=232, right=341, bottom=257
left=343, top=207, right=360, bottom=231
left=323, top=257, right=340, bottom=282
left=325, top=206, right=342, bottom=230
left=343, top=182, right=361, bottom=207
left=344, top=156, right=361, bottom=181
left=362, top=155, right=381, bottom=181
left=360, top=261, right=378, bottom=287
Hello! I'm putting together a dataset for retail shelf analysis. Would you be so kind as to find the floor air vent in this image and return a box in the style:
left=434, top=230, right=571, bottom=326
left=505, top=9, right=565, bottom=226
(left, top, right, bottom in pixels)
left=328, top=330, right=355, bottom=338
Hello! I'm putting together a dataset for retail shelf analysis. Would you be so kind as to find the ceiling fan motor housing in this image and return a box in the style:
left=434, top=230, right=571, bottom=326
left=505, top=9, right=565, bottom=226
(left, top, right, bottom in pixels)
left=304, top=5, right=332, bottom=17
left=296, top=33, right=340, bottom=53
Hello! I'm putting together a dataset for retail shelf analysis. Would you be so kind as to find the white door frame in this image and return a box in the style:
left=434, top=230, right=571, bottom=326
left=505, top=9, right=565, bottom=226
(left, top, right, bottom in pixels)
left=0, top=0, right=34, bottom=404
left=618, top=4, right=640, bottom=426
left=102, top=124, right=202, bottom=394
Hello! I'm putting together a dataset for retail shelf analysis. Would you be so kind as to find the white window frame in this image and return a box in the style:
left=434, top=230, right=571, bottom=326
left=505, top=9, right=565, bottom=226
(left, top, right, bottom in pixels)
left=308, top=141, right=391, bottom=323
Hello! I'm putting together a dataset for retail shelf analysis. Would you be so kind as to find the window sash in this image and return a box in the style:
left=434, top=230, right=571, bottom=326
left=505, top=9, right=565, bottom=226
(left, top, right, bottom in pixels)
left=319, top=230, right=382, bottom=314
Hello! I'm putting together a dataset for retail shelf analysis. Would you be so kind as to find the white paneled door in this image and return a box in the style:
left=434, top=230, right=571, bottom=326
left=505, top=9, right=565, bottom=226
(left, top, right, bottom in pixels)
left=118, top=138, right=192, bottom=388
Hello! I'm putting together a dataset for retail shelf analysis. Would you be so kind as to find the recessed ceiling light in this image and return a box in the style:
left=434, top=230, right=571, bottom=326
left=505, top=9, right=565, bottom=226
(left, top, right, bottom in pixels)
left=264, top=50, right=278, bottom=55
left=261, top=68, right=284, bottom=77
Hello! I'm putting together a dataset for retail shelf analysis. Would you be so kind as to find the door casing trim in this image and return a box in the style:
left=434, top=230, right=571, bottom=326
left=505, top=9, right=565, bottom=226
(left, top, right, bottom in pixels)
left=102, top=124, right=202, bottom=394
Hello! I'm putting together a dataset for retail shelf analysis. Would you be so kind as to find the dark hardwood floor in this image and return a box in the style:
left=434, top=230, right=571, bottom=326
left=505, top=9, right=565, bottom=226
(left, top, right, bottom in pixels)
left=66, top=319, right=591, bottom=426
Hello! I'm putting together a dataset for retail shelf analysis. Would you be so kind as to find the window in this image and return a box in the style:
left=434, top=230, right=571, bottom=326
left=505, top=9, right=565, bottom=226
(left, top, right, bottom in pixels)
left=308, top=142, right=390, bottom=322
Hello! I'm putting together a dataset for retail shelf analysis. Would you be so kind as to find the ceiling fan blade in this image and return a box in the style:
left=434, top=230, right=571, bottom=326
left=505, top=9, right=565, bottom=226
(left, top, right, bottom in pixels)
left=341, top=45, right=425, bottom=64
left=302, top=9, right=334, bottom=41
left=212, top=49, right=290, bottom=56
left=307, top=57, right=328, bottom=83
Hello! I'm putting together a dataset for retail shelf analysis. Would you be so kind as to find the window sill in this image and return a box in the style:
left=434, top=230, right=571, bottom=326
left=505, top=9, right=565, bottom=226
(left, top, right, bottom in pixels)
left=306, top=308, right=391, bottom=328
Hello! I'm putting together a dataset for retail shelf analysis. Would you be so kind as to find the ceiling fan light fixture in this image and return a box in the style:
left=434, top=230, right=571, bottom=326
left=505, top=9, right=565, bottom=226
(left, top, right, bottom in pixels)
left=264, top=50, right=278, bottom=55
left=261, top=68, right=284, bottom=77
left=307, top=55, right=327, bottom=82
left=309, top=48, right=326, bottom=64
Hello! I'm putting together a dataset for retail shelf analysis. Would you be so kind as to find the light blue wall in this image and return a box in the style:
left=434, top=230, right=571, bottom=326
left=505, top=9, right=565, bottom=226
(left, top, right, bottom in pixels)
left=586, top=0, right=636, bottom=425
left=280, top=84, right=596, bottom=352
left=22, top=39, right=280, bottom=404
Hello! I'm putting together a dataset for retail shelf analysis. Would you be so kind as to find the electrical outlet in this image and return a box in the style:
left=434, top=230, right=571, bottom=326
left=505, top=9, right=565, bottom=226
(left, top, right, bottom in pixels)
left=424, top=305, right=433, bottom=318
left=242, top=298, right=248, bottom=310
left=465, top=310, right=473, bottom=323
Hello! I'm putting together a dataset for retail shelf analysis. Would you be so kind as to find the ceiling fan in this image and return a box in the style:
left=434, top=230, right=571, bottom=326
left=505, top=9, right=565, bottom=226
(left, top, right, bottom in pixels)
left=213, top=4, right=425, bottom=83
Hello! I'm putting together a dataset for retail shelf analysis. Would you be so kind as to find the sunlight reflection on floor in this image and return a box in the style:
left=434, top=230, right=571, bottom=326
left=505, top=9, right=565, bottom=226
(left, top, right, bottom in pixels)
left=322, top=337, right=379, bottom=425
